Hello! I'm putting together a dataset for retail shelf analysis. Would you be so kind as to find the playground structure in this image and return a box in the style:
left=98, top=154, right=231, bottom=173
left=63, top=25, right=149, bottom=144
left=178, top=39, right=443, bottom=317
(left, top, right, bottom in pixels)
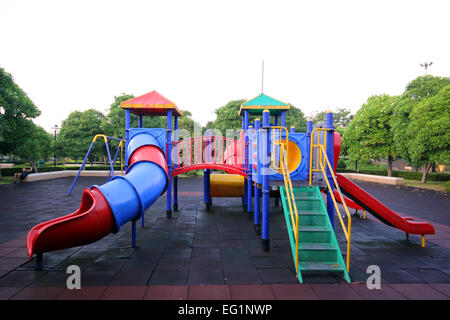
left=26, top=90, right=435, bottom=283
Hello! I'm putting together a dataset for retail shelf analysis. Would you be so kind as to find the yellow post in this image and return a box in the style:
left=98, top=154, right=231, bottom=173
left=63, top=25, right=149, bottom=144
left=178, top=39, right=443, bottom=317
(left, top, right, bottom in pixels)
left=363, top=210, right=366, bottom=220
left=421, top=235, right=425, bottom=248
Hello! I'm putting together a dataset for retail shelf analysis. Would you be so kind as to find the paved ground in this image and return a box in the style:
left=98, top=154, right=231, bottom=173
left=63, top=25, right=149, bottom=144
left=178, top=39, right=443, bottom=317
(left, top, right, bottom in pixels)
left=0, top=176, right=449, bottom=300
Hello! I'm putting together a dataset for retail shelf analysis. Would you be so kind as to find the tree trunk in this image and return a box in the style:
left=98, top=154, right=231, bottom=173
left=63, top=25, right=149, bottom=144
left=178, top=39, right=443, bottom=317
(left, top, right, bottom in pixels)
left=387, top=156, right=393, bottom=177
left=431, top=162, right=436, bottom=172
left=421, top=162, right=432, bottom=184
left=30, top=159, right=38, bottom=173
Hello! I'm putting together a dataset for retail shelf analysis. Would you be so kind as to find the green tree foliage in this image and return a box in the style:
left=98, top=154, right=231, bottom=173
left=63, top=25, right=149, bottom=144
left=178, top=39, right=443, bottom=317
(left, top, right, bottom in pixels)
left=405, top=84, right=450, bottom=183
left=310, top=108, right=354, bottom=128
left=392, top=75, right=450, bottom=168
left=0, top=67, right=41, bottom=155
left=343, top=94, right=398, bottom=176
left=177, top=110, right=202, bottom=139
left=101, top=94, right=164, bottom=139
left=56, top=109, right=106, bottom=164
left=210, top=99, right=246, bottom=134
left=284, top=105, right=307, bottom=132
left=15, top=125, right=53, bottom=172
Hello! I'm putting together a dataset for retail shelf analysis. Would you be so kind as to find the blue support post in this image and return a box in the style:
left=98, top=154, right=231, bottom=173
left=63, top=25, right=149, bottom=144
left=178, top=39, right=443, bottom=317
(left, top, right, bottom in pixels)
left=262, top=110, right=270, bottom=251
left=325, top=111, right=335, bottom=229
left=244, top=111, right=249, bottom=210
left=204, top=169, right=211, bottom=210
left=138, top=115, right=143, bottom=128
left=125, top=109, right=131, bottom=171
left=281, top=111, right=286, bottom=128
left=204, top=131, right=212, bottom=210
left=306, top=119, right=313, bottom=179
left=247, top=125, right=253, bottom=218
left=124, top=109, right=136, bottom=245
left=254, top=118, right=261, bottom=234
left=173, top=116, right=179, bottom=212
left=166, top=110, right=172, bottom=218
left=242, top=115, right=247, bottom=208
left=274, top=116, right=279, bottom=126
left=290, top=126, right=296, bottom=133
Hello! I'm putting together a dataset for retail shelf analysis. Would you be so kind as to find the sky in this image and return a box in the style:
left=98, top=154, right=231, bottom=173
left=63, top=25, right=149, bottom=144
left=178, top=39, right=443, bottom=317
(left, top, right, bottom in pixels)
left=0, top=0, right=449, bottom=133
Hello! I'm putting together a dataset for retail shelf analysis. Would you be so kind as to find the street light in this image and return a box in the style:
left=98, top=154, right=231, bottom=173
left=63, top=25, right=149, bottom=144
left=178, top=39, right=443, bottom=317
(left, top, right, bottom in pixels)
left=420, top=62, right=433, bottom=75
left=51, top=125, right=59, bottom=167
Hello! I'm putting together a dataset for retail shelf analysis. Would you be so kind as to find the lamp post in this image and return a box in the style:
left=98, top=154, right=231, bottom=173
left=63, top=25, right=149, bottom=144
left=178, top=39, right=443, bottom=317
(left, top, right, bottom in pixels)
left=51, top=125, right=59, bottom=167
left=420, top=62, right=433, bottom=75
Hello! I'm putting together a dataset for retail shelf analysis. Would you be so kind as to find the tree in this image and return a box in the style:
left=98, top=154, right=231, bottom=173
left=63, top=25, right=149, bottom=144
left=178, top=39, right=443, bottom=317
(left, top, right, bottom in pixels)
left=177, top=110, right=201, bottom=138
left=405, top=84, right=450, bottom=183
left=210, top=99, right=246, bottom=134
left=56, top=109, right=105, bottom=164
left=15, top=124, right=53, bottom=172
left=392, top=75, right=450, bottom=175
left=310, top=108, right=354, bottom=128
left=285, top=105, right=307, bottom=132
left=0, top=67, right=42, bottom=178
left=343, top=94, right=399, bottom=176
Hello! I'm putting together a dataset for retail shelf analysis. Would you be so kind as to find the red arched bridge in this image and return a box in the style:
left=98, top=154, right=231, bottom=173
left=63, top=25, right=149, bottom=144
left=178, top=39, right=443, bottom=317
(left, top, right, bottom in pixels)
left=171, top=135, right=248, bottom=177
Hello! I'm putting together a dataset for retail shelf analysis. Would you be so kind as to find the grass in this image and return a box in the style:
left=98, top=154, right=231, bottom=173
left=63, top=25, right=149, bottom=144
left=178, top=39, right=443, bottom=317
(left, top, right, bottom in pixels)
left=0, top=176, right=16, bottom=185
left=344, top=159, right=386, bottom=172
left=403, top=179, right=447, bottom=193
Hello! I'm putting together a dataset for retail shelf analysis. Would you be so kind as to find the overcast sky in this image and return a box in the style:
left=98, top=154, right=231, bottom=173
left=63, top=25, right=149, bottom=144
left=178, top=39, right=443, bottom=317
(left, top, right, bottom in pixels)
left=1, top=0, right=449, bottom=132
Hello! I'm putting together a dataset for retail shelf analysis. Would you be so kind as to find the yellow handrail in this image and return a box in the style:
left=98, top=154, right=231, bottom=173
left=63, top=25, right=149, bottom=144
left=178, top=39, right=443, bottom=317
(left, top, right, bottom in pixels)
left=309, top=129, right=352, bottom=271
left=92, top=134, right=108, bottom=143
left=271, top=127, right=300, bottom=278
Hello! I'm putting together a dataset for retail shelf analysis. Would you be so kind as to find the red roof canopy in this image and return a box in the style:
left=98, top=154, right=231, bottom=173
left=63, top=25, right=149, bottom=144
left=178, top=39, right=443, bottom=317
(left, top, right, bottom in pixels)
left=120, top=90, right=183, bottom=116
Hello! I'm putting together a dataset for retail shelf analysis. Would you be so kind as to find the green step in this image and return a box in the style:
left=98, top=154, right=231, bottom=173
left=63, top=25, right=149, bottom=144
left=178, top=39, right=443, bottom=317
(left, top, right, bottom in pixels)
left=299, top=226, right=331, bottom=243
left=298, top=243, right=338, bottom=262
left=297, top=212, right=327, bottom=226
left=280, top=185, right=351, bottom=284
left=300, top=261, right=346, bottom=272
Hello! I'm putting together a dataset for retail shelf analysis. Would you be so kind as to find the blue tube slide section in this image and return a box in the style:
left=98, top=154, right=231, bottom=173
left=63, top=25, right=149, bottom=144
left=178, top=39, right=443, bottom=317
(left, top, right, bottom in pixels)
left=92, top=130, right=168, bottom=231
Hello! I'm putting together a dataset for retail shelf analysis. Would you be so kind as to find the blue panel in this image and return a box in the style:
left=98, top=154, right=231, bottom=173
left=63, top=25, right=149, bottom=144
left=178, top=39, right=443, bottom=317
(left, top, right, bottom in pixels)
left=270, top=133, right=307, bottom=181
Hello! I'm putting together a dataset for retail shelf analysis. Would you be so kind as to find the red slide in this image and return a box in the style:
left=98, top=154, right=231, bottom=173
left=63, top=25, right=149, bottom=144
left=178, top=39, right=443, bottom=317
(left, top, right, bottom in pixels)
left=333, top=189, right=365, bottom=212
left=336, top=173, right=434, bottom=235
left=27, top=187, right=116, bottom=256
left=332, top=131, right=434, bottom=235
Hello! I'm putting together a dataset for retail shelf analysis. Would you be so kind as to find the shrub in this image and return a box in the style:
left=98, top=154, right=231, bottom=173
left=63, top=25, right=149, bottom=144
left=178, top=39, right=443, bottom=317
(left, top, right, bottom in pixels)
left=446, top=181, right=450, bottom=191
left=337, top=159, right=347, bottom=169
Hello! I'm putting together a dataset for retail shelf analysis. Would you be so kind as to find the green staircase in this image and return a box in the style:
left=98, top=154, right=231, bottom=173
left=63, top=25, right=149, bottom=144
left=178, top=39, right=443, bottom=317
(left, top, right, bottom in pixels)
left=280, top=185, right=350, bottom=283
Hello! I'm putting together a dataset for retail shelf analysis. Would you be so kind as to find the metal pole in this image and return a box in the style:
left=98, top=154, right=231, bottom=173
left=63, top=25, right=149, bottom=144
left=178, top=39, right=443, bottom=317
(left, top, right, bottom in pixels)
left=325, top=111, right=335, bottom=229
left=262, top=109, right=270, bottom=251
left=247, top=125, right=253, bottom=217
left=67, top=141, right=95, bottom=196
left=306, top=119, right=313, bottom=179
left=254, top=118, right=261, bottom=234
left=173, top=116, right=179, bottom=211
left=166, top=110, right=172, bottom=218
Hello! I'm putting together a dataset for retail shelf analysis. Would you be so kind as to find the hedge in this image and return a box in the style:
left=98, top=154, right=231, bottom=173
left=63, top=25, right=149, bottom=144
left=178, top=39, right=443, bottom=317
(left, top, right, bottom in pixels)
left=337, top=168, right=450, bottom=182
left=0, top=166, right=122, bottom=176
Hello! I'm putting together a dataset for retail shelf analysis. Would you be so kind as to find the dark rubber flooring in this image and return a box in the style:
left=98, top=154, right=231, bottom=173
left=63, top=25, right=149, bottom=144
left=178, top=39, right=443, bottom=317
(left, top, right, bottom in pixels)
left=0, top=176, right=449, bottom=287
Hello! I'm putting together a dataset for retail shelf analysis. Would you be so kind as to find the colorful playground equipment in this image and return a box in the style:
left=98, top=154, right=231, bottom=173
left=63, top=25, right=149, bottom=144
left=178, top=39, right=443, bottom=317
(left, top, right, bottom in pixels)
left=26, top=90, right=435, bottom=283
